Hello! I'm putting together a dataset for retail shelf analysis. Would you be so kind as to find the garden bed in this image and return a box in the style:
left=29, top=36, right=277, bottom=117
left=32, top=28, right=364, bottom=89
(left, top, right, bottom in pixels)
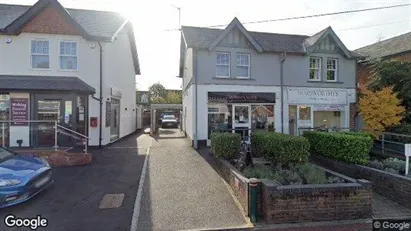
left=312, top=155, right=411, bottom=210
left=214, top=156, right=372, bottom=223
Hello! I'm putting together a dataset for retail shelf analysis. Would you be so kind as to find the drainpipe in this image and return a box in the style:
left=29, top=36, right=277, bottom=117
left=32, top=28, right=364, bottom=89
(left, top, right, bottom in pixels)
left=280, top=52, right=287, bottom=134
left=98, top=42, right=103, bottom=148
left=194, top=48, right=198, bottom=149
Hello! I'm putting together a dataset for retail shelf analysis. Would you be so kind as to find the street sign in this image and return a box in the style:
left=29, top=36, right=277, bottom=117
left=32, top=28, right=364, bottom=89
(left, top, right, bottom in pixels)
left=406, top=144, right=411, bottom=157
left=405, top=144, right=411, bottom=176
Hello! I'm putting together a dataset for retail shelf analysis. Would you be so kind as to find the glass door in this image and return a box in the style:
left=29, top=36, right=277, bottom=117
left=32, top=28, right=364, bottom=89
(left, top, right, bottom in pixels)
left=232, top=104, right=251, bottom=140
left=297, top=105, right=313, bottom=135
left=37, top=100, right=61, bottom=146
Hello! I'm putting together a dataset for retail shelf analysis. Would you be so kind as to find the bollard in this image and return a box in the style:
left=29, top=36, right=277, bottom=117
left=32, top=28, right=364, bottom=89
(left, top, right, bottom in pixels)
left=249, top=178, right=260, bottom=223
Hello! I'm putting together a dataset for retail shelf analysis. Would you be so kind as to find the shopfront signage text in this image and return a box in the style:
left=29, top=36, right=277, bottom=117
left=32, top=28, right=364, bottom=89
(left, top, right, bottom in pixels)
left=288, top=88, right=347, bottom=105
left=11, top=98, right=28, bottom=126
left=208, top=92, right=276, bottom=104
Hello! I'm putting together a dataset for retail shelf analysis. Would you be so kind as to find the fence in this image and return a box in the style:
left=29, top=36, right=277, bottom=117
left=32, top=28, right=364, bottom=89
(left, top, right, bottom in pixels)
left=0, top=120, right=89, bottom=154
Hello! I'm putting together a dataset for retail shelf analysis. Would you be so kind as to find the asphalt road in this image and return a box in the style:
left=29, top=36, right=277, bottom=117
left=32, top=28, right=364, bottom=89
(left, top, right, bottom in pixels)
left=0, top=133, right=150, bottom=231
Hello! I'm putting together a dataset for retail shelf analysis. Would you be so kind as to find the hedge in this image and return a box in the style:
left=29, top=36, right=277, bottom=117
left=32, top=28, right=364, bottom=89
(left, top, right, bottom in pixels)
left=251, top=132, right=310, bottom=165
left=210, top=132, right=241, bottom=159
left=303, top=131, right=373, bottom=165
left=341, top=131, right=373, bottom=139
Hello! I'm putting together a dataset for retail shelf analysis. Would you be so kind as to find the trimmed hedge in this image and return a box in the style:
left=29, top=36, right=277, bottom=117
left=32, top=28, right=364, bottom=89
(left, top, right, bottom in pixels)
left=210, top=132, right=241, bottom=159
left=303, top=131, right=373, bottom=165
left=251, top=132, right=310, bottom=165
left=341, top=131, right=373, bottom=139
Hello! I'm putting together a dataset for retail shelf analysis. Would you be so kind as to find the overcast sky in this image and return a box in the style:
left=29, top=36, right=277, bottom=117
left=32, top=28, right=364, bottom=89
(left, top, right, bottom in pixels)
left=2, top=0, right=411, bottom=90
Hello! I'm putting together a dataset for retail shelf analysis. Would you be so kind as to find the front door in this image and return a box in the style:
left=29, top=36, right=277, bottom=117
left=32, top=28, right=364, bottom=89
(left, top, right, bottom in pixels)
left=232, top=104, right=251, bottom=140
left=296, top=105, right=313, bottom=135
left=35, top=97, right=76, bottom=147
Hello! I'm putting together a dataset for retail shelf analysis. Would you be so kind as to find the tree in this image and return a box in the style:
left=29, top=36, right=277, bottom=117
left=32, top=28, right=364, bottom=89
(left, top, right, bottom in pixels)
left=149, top=83, right=167, bottom=99
left=151, top=96, right=167, bottom=104
left=165, top=91, right=181, bottom=104
left=358, top=86, right=405, bottom=135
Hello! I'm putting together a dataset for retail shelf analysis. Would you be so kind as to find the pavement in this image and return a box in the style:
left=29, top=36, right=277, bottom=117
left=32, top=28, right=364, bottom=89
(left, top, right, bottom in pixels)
left=136, top=128, right=250, bottom=231
left=0, top=131, right=150, bottom=231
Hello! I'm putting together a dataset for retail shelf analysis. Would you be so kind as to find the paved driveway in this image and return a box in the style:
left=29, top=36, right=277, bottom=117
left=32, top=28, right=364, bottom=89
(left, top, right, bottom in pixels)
left=0, top=132, right=149, bottom=231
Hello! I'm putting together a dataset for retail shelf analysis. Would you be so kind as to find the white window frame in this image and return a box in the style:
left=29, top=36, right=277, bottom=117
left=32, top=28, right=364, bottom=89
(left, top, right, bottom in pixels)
left=236, top=53, right=250, bottom=79
left=30, top=39, right=50, bottom=70
left=326, top=58, right=338, bottom=82
left=216, top=52, right=230, bottom=78
left=309, top=57, right=321, bottom=81
left=59, top=40, right=78, bottom=71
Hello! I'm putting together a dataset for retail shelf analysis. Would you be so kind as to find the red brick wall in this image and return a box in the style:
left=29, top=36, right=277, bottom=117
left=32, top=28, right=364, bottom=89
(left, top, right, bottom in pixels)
left=21, top=6, right=80, bottom=35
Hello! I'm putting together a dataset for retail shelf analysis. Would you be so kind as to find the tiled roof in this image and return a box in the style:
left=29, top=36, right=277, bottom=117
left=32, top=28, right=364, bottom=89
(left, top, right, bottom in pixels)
left=355, top=31, right=411, bottom=58
left=182, top=26, right=309, bottom=53
left=0, top=3, right=125, bottom=39
left=0, top=75, right=96, bottom=93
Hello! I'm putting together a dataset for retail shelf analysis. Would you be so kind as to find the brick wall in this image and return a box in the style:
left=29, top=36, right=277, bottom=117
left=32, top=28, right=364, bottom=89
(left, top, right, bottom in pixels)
left=349, top=103, right=357, bottom=130
left=261, top=175, right=372, bottom=223
left=214, top=158, right=249, bottom=215
left=312, top=155, right=411, bottom=210
left=21, top=6, right=81, bottom=35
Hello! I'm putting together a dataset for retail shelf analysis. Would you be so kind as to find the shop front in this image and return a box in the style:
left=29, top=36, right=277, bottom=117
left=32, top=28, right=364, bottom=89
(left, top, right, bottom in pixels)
left=286, top=87, right=355, bottom=135
left=207, top=92, right=276, bottom=144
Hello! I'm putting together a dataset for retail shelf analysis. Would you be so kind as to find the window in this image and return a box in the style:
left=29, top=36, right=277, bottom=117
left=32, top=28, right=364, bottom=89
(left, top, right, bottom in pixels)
left=236, top=53, right=250, bottom=78
left=216, top=52, right=230, bottom=77
left=326, top=58, right=337, bottom=81
left=60, top=41, right=78, bottom=70
left=309, top=57, right=321, bottom=81
left=31, top=40, right=49, bottom=69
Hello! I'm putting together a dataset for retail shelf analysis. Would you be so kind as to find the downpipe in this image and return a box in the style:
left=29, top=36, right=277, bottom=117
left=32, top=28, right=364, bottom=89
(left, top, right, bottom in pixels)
left=280, top=52, right=287, bottom=134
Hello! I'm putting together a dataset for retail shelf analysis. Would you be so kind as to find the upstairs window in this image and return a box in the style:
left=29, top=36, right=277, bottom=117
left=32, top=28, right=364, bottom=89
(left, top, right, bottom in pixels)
left=31, top=40, right=49, bottom=69
left=216, top=52, right=230, bottom=78
left=326, top=58, right=337, bottom=81
left=236, top=53, right=250, bottom=78
left=60, top=41, right=78, bottom=70
left=309, top=57, right=321, bottom=81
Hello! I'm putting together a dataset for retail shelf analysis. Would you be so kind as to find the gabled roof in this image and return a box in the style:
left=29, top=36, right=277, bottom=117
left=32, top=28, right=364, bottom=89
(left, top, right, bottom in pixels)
left=0, top=0, right=140, bottom=74
left=304, top=26, right=354, bottom=58
left=355, top=31, right=411, bottom=59
left=0, top=75, right=95, bottom=93
left=208, top=17, right=263, bottom=52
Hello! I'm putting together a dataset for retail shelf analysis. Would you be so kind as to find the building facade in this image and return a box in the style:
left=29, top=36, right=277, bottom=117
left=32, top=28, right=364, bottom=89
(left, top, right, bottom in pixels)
left=0, top=0, right=140, bottom=148
left=179, top=18, right=359, bottom=148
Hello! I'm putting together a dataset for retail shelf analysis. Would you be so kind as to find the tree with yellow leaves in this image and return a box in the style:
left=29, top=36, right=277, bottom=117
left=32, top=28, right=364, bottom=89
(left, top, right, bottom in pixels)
left=358, top=86, right=405, bottom=135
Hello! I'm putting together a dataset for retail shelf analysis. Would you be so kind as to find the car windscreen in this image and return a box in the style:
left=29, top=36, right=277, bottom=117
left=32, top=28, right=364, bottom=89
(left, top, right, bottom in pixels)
left=163, top=115, right=175, bottom=119
left=0, top=148, right=13, bottom=161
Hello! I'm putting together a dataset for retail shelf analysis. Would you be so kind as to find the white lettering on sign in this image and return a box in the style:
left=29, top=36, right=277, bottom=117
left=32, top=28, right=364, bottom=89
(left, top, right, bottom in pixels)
left=288, top=88, right=347, bottom=105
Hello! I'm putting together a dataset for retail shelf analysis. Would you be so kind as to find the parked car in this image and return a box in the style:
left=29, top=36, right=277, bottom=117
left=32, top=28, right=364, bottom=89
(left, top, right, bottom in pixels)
left=161, top=115, right=179, bottom=128
left=0, top=147, right=53, bottom=208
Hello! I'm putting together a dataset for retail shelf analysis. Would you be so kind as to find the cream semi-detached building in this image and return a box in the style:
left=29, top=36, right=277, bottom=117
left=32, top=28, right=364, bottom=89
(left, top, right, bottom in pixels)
left=0, top=0, right=140, bottom=148
left=179, top=18, right=360, bottom=148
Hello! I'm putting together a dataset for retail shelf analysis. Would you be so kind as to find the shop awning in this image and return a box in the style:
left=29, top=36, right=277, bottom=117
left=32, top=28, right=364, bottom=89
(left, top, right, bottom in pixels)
left=0, top=75, right=96, bottom=94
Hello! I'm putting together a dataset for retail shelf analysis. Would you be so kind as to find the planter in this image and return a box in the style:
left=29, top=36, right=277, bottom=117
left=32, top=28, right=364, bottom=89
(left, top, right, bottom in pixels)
left=312, top=155, right=411, bottom=210
left=214, top=156, right=372, bottom=224
left=20, top=150, right=92, bottom=167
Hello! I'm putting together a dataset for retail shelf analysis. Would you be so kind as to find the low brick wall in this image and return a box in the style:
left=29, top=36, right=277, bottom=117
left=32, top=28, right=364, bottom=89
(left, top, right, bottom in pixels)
left=312, top=155, right=411, bottom=210
left=214, top=158, right=249, bottom=215
left=261, top=178, right=372, bottom=224
left=20, top=150, right=92, bottom=167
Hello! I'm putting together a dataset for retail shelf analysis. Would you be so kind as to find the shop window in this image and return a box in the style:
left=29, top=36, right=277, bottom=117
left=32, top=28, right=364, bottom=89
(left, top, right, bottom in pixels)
left=216, top=52, right=230, bottom=78
left=313, top=111, right=344, bottom=128
left=0, top=94, right=10, bottom=146
left=326, top=58, right=337, bottom=81
left=299, top=106, right=311, bottom=120
left=60, top=41, right=78, bottom=70
left=251, top=105, right=274, bottom=131
left=31, top=40, right=49, bottom=69
left=309, top=57, right=321, bottom=81
left=207, top=104, right=231, bottom=139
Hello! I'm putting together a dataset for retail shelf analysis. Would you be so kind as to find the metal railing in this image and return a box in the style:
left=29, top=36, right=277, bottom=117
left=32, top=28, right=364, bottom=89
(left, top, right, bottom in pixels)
left=1, top=120, right=90, bottom=154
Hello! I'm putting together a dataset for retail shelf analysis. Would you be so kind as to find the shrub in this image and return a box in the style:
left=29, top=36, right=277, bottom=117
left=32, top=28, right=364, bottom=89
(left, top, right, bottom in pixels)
left=368, top=159, right=384, bottom=170
left=242, top=165, right=275, bottom=180
left=341, top=131, right=374, bottom=139
left=294, top=164, right=328, bottom=184
left=210, top=132, right=241, bottom=159
left=382, top=158, right=406, bottom=173
left=303, top=131, right=372, bottom=165
left=252, top=132, right=310, bottom=165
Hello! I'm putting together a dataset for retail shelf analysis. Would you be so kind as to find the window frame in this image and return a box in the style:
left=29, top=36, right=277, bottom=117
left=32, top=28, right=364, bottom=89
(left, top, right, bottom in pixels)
left=30, top=39, right=50, bottom=70
left=59, top=40, right=78, bottom=71
left=326, top=58, right=338, bottom=82
left=216, top=52, right=231, bottom=78
left=309, top=57, right=321, bottom=81
left=235, top=53, right=251, bottom=79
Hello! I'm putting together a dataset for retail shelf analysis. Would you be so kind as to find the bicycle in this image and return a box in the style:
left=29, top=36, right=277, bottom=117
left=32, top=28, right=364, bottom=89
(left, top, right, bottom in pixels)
left=236, top=135, right=254, bottom=171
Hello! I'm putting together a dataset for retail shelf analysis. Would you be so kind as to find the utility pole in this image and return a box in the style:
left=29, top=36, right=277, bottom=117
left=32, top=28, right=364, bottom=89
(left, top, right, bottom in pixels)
left=170, top=4, right=181, bottom=30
